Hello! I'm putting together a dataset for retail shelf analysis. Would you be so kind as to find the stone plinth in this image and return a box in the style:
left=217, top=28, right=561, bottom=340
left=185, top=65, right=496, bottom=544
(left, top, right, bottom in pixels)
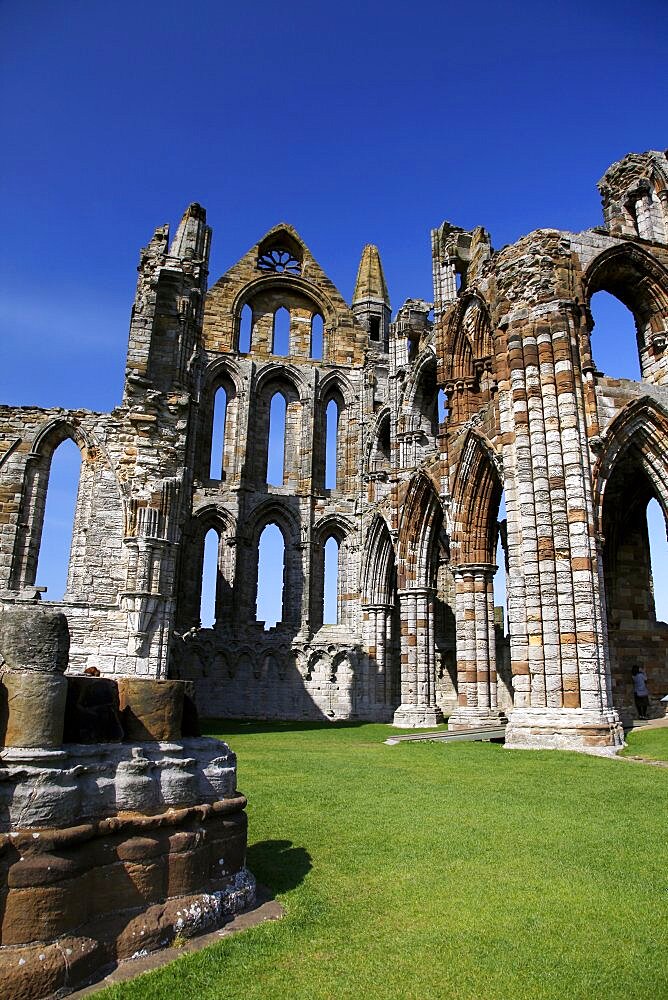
left=393, top=703, right=444, bottom=728
left=0, top=621, right=254, bottom=1000
left=0, top=798, right=255, bottom=1000
left=504, top=707, right=625, bottom=756
left=448, top=707, right=508, bottom=731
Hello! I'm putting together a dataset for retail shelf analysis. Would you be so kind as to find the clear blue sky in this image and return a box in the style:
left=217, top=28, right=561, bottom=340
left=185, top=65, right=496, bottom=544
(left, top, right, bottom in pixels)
left=1, top=0, right=667, bottom=620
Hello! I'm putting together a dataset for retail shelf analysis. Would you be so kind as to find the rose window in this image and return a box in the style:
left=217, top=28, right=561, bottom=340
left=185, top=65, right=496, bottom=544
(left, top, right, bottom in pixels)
left=257, top=247, right=301, bottom=275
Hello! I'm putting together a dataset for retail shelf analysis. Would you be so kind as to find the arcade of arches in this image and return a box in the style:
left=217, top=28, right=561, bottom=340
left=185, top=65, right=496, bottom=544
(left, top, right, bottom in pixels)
left=2, top=150, right=668, bottom=753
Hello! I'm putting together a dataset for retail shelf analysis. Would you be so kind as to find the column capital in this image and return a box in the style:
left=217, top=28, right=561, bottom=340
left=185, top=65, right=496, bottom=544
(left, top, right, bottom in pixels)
left=397, top=586, right=436, bottom=598
left=451, top=562, right=497, bottom=578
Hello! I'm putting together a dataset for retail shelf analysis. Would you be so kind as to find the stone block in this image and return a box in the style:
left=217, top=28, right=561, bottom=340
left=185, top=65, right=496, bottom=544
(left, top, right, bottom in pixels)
left=0, top=606, right=69, bottom=673
left=117, top=678, right=184, bottom=741
left=63, top=675, right=124, bottom=743
left=0, top=671, right=67, bottom=748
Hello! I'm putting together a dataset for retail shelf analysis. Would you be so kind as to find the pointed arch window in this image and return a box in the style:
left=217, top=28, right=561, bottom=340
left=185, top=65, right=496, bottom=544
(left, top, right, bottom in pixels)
left=267, top=392, right=287, bottom=485
left=273, top=307, right=290, bottom=356
left=209, top=386, right=228, bottom=480
left=239, top=303, right=252, bottom=353
left=589, top=291, right=641, bottom=381
left=647, top=498, right=668, bottom=622
left=200, top=528, right=219, bottom=627
left=35, top=438, right=81, bottom=600
left=323, top=535, right=340, bottom=624
left=311, top=313, right=324, bottom=360
left=325, top=398, right=339, bottom=490
left=438, top=388, right=448, bottom=425
left=257, top=523, right=285, bottom=628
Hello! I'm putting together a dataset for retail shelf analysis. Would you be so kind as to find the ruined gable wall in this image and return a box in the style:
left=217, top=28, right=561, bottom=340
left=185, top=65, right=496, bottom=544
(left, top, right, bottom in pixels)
left=171, top=229, right=394, bottom=721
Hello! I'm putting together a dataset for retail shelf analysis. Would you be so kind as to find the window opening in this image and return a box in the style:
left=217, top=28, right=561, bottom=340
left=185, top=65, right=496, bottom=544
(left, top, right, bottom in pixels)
left=239, top=304, right=252, bottom=353
left=209, top=386, right=227, bottom=479
left=323, top=536, right=339, bottom=624
left=438, top=388, right=448, bottom=424
left=325, top=398, right=339, bottom=490
left=589, top=291, right=641, bottom=381
left=35, top=438, right=81, bottom=601
left=273, top=307, right=290, bottom=356
left=311, top=313, right=324, bottom=360
left=647, top=497, right=668, bottom=622
left=200, top=528, right=218, bottom=627
left=257, top=523, right=285, bottom=628
left=267, top=392, right=287, bottom=485
left=492, top=492, right=507, bottom=633
left=257, top=247, right=301, bottom=275
left=369, top=316, right=381, bottom=342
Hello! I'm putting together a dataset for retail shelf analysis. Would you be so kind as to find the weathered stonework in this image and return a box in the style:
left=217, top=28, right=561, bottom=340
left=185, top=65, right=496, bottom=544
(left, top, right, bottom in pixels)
left=0, top=606, right=253, bottom=999
left=1, top=151, right=668, bottom=753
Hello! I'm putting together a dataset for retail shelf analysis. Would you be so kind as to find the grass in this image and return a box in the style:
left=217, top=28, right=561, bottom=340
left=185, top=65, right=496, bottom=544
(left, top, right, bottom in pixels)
left=98, top=722, right=668, bottom=1000
left=621, top=725, right=668, bottom=762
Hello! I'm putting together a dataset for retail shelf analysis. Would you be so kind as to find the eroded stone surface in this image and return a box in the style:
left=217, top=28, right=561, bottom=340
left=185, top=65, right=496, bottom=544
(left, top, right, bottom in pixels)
left=0, top=607, right=69, bottom=674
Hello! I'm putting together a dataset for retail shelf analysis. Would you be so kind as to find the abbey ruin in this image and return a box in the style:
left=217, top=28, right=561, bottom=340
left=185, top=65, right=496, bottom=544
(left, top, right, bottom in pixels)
left=2, top=150, right=668, bottom=755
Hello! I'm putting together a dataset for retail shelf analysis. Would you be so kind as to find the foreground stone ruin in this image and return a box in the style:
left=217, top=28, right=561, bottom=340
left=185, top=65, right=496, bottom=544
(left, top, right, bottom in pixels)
left=0, top=606, right=254, bottom=1000
left=0, top=150, right=667, bottom=755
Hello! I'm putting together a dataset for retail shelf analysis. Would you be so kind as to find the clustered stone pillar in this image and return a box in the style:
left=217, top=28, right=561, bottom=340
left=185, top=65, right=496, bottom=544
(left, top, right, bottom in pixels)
left=448, top=564, right=506, bottom=729
left=363, top=603, right=395, bottom=705
left=393, top=588, right=443, bottom=727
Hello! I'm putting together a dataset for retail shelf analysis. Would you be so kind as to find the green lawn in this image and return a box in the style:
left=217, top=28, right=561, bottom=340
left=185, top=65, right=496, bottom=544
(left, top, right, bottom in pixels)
left=621, top=725, right=668, bottom=762
left=99, top=722, right=668, bottom=1000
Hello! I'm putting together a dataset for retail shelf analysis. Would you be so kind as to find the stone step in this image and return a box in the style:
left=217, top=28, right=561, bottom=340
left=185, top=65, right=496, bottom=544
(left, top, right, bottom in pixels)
left=385, top=725, right=506, bottom=746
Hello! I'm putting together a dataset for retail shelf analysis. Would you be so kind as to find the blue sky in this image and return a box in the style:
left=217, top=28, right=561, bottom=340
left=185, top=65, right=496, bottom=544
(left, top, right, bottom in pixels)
left=2, top=0, right=667, bottom=621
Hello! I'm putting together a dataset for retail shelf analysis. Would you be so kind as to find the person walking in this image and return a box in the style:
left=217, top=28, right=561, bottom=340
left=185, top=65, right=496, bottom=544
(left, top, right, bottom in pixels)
left=632, top=665, right=650, bottom=720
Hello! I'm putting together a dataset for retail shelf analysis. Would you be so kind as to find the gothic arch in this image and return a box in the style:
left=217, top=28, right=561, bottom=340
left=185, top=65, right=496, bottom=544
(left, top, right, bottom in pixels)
left=440, top=293, right=495, bottom=427
left=314, top=373, right=354, bottom=493
left=366, top=406, right=391, bottom=472
left=202, top=357, right=244, bottom=397
left=253, top=363, right=309, bottom=402
left=250, top=367, right=305, bottom=489
left=312, top=512, right=355, bottom=547
left=441, top=290, right=491, bottom=365
left=244, top=500, right=301, bottom=555
left=317, top=369, right=355, bottom=408
left=583, top=243, right=668, bottom=382
left=399, top=346, right=437, bottom=426
left=31, top=417, right=97, bottom=458
left=396, top=472, right=443, bottom=589
left=361, top=514, right=396, bottom=605
left=593, top=396, right=668, bottom=529
left=232, top=275, right=338, bottom=330
left=176, top=506, right=238, bottom=630
left=592, top=397, right=668, bottom=722
left=10, top=418, right=123, bottom=595
left=199, top=359, right=243, bottom=481
left=450, top=430, right=503, bottom=565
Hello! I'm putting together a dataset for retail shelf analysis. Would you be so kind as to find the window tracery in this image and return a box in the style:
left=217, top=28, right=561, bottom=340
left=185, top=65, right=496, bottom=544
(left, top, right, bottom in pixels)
left=257, top=247, right=301, bottom=275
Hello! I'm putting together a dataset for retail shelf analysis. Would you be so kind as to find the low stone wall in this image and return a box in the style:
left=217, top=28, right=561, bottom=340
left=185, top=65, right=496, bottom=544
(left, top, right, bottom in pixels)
left=0, top=606, right=255, bottom=1000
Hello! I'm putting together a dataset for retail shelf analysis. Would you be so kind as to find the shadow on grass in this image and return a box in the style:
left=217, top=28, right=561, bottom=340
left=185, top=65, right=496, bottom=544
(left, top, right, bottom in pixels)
left=247, top=839, right=312, bottom=894
left=204, top=718, right=371, bottom=737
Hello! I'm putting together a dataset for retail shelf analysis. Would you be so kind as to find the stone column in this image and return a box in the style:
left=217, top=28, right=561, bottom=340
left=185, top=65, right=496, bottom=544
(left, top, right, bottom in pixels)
left=393, top=588, right=443, bottom=727
left=363, top=602, right=395, bottom=706
left=448, top=564, right=507, bottom=730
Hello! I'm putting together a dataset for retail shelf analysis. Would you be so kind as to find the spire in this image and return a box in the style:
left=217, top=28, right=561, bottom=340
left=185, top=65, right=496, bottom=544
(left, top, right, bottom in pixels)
left=353, top=244, right=390, bottom=307
left=168, top=202, right=211, bottom=263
